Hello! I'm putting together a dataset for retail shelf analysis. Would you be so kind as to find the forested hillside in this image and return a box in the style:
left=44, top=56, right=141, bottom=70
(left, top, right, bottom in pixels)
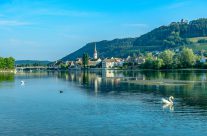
left=62, top=18, right=207, bottom=61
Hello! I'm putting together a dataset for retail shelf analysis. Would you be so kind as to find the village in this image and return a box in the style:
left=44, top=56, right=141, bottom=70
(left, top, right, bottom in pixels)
left=48, top=44, right=146, bottom=70
left=47, top=44, right=207, bottom=70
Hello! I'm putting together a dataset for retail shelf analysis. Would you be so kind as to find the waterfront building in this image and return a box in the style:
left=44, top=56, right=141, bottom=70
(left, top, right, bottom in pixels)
left=89, top=58, right=102, bottom=67
left=200, top=51, right=207, bottom=63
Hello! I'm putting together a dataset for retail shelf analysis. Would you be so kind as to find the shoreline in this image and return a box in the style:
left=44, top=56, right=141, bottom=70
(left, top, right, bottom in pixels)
left=0, top=69, right=16, bottom=73
left=14, top=68, right=207, bottom=73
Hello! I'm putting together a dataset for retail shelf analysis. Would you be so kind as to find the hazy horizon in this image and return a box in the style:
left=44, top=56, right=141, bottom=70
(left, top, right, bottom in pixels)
left=0, top=0, right=207, bottom=61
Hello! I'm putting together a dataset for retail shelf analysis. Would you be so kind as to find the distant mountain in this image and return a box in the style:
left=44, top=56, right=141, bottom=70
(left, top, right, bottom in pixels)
left=15, top=60, right=51, bottom=65
left=61, top=18, right=207, bottom=61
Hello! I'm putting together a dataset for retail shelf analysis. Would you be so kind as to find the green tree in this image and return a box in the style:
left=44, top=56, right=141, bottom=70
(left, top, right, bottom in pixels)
left=0, top=57, right=15, bottom=69
left=153, top=58, right=164, bottom=69
left=0, top=57, right=6, bottom=69
left=179, top=47, right=196, bottom=68
left=60, top=63, right=67, bottom=70
left=7, top=57, right=15, bottom=69
left=82, top=53, right=89, bottom=68
left=159, top=50, right=175, bottom=68
left=142, top=53, right=154, bottom=69
left=172, top=54, right=181, bottom=68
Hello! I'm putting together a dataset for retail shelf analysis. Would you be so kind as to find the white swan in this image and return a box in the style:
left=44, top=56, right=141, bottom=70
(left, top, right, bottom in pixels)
left=162, top=96, right=174, bottom=105
left=21, top=80, right=25, bottom=86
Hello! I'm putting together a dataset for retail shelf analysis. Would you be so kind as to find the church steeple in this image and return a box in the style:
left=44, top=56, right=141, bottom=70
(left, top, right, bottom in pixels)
left=94, top=43, right=97, bottom=59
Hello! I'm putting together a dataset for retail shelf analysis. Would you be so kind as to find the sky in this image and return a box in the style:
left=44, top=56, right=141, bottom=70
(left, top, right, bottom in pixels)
left=0, top=0, right=207, bottom=61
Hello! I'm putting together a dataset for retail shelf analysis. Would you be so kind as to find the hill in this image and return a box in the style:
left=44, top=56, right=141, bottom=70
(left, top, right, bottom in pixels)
left=15, top=60, right=51, bottom=66
left=61, top=18, right=207, bottom=61
left=61, top=38, right=135, bottom=61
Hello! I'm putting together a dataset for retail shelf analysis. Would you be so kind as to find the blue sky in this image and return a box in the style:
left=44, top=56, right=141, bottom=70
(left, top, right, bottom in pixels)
left=0, top=0, right=207, bottom=61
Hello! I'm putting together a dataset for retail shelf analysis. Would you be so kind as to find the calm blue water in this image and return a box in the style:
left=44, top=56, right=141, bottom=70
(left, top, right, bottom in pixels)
left=0, top=70, right=207, bottom=136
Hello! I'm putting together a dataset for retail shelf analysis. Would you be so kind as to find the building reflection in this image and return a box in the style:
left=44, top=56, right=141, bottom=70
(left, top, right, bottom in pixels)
left=57, top=70, right=207, bottom=108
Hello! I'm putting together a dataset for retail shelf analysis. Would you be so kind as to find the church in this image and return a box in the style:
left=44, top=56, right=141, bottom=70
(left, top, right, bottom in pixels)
left=88, top=43, right=102, bottom=67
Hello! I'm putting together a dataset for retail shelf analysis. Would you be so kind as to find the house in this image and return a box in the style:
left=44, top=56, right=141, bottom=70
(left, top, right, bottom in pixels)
left=102, top=58, right=115, bottom=69
left=175, top=48, right=180, bottom=53
left=66, top=61, right=75, bottom=68
left=200, top=56, right=207, bottom=63
left=75, top=58, right=82, bottom=65
left=126, top=56, right=131, bottom=62
left=101, top=57, right=124, bottom=68
left=113, top=58, right=125, bottom=67
left=135, top=57, right=146, bottom=64
left=89, top=58, right=102, bottom=67
left=200, top=51, right=207, bottom=63
left=48, top=60, right=65, bottom=69
left=125, top=56, right=145, bottom=65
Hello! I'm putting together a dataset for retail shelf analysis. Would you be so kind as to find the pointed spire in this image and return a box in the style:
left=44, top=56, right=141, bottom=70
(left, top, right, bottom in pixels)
left=94, top=42, right=98, bottom=59
left=94, top=43, right=97, bottom=53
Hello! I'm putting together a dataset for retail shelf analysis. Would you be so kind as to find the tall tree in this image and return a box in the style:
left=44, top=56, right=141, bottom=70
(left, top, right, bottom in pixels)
left=143, top=53, right=154, bottom=69
left=159, top=50, right=175, bottom=68
left=153, top=58, right=164, bottom=69
left=179, top=47, right=196, bottom=68
left=82, top=53, right=89, bottom=68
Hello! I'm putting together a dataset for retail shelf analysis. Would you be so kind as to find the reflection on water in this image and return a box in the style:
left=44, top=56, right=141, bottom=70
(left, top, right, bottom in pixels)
left=0, top=73, right=14, bottom=83
left=58, top=70, right=207, bottom=109
left=163, top=104, right=174, bottom=112
left=0, top=73, right=14, bottom=89
left=1, top=70, right=207, bottom=135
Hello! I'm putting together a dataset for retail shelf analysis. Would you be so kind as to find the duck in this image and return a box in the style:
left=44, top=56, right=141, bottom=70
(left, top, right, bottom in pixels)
left=162, top=96, right=174, bottom=105
left=59, top=90, right=63, bottom=93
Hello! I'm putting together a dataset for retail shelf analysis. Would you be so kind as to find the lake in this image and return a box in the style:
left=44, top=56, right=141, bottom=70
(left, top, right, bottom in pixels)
left=0, top=70, right=207, bottom=136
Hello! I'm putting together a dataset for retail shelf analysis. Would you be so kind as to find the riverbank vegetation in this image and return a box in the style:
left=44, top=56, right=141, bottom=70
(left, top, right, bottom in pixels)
left=140, top=47, right=204, bottom=69
left=0, top=57, right=15, bottom=70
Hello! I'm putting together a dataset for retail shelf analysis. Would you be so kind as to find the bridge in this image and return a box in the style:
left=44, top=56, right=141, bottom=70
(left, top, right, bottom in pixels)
left=15, top=66, right=48, bottom=72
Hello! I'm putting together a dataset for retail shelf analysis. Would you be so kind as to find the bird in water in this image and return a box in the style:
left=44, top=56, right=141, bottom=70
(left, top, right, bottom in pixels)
left=162, top=96, right=174, bottom=111
left=59, top=90, right=63, bottom=93
left=162, top=96, right=174, bottom=105
left=21, top=80, right=25, bottom=86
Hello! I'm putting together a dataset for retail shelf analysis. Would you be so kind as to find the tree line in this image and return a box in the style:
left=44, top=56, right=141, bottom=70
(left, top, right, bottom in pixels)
left=0, top=57, right=15, bottom=69
left=140, top=47, right=203, bottom=69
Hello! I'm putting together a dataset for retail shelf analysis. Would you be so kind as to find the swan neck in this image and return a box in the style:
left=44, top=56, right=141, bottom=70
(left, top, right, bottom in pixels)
left=169, top=98, right=173, bottom=104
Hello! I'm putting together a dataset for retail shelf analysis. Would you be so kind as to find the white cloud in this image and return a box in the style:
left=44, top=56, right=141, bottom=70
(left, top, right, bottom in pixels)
left=0, top=20, right=31, bottom=26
